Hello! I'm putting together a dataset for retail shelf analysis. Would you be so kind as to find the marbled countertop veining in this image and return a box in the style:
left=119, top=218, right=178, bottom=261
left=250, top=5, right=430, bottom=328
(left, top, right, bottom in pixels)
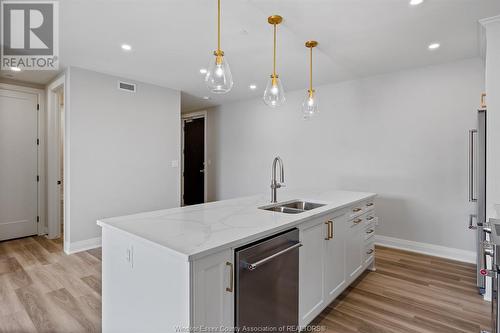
left=97, top=190, right=376, bottom=261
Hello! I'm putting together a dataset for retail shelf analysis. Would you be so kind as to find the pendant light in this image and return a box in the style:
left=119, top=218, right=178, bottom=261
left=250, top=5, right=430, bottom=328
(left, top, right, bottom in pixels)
left=263, top=15, right=285, bottom=107
left=302, top=40, right=319, bottom=119
left=205, top=0, right=233, bottom=94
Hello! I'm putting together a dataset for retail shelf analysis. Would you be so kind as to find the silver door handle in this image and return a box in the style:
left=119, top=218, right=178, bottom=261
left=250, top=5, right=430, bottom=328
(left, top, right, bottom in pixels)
left=246, top=242, right=302, bottom=271
left=469, top=129, right=477, bottom=202
left=199, top=169, right=205, bottom=173
left=469, top=214, right=477, bottom=230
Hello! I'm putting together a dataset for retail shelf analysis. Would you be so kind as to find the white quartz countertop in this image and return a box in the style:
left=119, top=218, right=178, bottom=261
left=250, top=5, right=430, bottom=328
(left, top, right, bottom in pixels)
left=97, top=190, right=376, bottom=261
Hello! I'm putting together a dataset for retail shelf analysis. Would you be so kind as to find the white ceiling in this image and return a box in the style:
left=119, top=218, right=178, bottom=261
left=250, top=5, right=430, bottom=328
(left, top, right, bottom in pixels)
left=2, top=0, right=499, bottom=111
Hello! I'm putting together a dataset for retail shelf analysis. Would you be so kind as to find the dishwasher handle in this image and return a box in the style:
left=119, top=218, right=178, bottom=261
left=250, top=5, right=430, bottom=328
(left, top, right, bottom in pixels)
left=246, top=242, right=302, bottom=271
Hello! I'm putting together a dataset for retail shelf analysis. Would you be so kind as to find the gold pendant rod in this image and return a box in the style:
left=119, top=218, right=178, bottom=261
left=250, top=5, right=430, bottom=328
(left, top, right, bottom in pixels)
left=267, top=15, right=283, bottom=84
left=217, top=0, right=221, bottom=52
left=273, top=23, right=277, bottom=78
left=305, top=40, right=318, bottom=97
left=309, top=46, right=313, bottom=94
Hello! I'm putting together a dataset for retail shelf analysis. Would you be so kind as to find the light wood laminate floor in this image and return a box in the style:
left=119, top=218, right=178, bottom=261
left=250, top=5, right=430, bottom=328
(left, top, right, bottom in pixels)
left=0, top=237, right=491, bottom=332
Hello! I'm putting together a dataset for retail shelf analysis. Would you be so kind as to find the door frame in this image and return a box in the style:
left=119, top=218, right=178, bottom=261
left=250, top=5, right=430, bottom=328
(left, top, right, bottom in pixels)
left=46, top=74, right=66, bottom=240
left=0, top=82, right=46, bottom=236
left=181, top=110, right=207, bottom=206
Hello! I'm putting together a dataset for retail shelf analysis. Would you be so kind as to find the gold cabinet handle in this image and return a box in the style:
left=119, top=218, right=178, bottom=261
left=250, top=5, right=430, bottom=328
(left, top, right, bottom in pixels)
left=324, top=221, right=333, bottom=240
left=225, top=262, right=233, bottom=292
left=352, top=208, right=362, bottom=212
left=353, top=218, right=362, bottom=224
left=367, top=249, right=374, bottom=255
left=366, top=202, right=374, bottom=207
left=481, top=93, right=487, bottom=108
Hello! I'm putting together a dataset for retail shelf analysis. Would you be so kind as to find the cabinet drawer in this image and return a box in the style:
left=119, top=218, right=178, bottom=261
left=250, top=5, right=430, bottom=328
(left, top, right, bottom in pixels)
left=365, top=242, right=375, bottom=263
left=364, top=214, right=377, bottom=226
left=364, top=224, right=375, bottom=240
left=349, top=216, right=365, bottom=229
left=348, top=201, right=376, bottom=219
left=365, top=201, right=375, bottom=212
left=349, top=212, right=377, bottom=228
left=348, top=205, right=365, bottom=219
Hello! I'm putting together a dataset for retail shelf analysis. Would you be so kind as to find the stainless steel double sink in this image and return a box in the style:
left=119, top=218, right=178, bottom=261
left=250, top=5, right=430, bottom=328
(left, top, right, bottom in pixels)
left=259, top=200, right=326, bottom=214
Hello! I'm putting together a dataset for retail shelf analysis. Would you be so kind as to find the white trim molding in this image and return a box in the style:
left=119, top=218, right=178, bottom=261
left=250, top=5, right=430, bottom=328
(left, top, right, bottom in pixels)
left=46, top=74, right=66, bottom=240
left=479, top=15, right=500, bottom=60
left=375, top=235, right=475, bottom=264
left=479, top=15, right=500, bottom=27
left=65, top=237, right=101, bottom=255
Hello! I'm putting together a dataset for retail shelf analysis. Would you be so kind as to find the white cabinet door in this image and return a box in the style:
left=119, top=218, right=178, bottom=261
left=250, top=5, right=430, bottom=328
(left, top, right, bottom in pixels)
left=299, top=218, right=326, bottom=327
left=324, top=217, right=346, bottom=303
left=102, top=228, right=190, bottom=333
left=345, top=219, right=365, bottom=282
left=192, top=249, right=234, bottom=332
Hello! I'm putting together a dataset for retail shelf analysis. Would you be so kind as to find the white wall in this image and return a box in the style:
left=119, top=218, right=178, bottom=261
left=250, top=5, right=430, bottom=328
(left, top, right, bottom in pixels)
left=66, top=67, right=180, bottom=249
left=483, top=17, right=500, bottom=220
left=209, top=58, right=484, bottom=252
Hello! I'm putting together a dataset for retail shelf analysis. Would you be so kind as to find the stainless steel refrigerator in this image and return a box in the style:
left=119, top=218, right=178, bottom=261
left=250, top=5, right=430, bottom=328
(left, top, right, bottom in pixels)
left=470, top=109, right=487, bottom=294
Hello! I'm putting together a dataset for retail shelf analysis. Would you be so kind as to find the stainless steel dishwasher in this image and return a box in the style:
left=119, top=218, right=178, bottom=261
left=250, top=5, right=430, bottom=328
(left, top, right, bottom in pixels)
left=235, top=228, right=301, bottom=332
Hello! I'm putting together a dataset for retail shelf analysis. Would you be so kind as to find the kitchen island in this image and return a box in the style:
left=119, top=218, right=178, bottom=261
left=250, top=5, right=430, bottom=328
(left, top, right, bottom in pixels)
left=97, top=190, right=377, bottom=332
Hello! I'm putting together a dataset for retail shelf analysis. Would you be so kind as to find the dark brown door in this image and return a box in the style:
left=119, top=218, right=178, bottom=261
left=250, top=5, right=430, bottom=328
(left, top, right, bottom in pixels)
left=183, top=117, right=205, bottom=205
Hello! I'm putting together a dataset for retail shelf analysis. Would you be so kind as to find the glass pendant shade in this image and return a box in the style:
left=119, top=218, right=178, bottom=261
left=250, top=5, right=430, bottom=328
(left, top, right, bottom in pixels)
left=302, top=90, right=318, bottom=119
left=205, top=53, right=233, bottom=94
left=263, top=75, right=285, bottom=107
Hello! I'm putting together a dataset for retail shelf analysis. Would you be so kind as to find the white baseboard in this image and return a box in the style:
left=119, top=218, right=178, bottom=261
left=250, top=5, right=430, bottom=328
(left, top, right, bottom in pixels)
left=65, top=237, right=101, bottom=255
left=375, top=235, right=475, bottom=264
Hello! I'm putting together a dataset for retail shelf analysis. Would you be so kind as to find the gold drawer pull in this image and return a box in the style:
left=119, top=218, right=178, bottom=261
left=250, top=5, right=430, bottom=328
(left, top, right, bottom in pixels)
left=366, top=203, right=374, bottom=207
left=353, top=219, right=362, bottom=224
left=324, top=221, right=333, bottom=240
left=366, top=229, right=374, bottom=234
left=226, top=262, right=233, bottom=292
left=366, top=249, right=374, bottom=255
left=352, top=208, right=362, bottom=212
left=366, top=216, right=374, bottom=221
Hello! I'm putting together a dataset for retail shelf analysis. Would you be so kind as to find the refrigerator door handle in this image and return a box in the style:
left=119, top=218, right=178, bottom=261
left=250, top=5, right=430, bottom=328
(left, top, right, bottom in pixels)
left=469, top=129, right=478, bottom=202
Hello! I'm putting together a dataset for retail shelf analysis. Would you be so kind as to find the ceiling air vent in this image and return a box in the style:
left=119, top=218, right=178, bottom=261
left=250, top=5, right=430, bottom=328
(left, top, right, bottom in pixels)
left=118, top=81, right=136, bottom=93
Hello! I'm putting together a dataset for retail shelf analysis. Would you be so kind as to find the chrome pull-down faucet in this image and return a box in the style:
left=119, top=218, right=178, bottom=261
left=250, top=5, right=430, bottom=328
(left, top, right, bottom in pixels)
left=271, top=156, right=285, bottom=203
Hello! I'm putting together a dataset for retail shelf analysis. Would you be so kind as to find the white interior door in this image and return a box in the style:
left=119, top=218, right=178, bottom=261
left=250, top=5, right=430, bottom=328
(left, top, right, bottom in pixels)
left=0, top=88, right=39, bottom=240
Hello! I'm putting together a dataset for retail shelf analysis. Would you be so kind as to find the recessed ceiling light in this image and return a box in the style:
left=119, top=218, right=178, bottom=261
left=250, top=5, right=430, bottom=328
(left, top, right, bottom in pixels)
left=121, top=44, right=132, bottom=51
left=202, top=96, right=210, bottom=100
left=249, top=84, right=257, bottom=90
left=409, top=0, right=424, bottom=6
left=199, top=68, right=207, bottom=74
left=10, top=66, right=21, bottom=72
left=428, top=43, right=440, bottom=50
